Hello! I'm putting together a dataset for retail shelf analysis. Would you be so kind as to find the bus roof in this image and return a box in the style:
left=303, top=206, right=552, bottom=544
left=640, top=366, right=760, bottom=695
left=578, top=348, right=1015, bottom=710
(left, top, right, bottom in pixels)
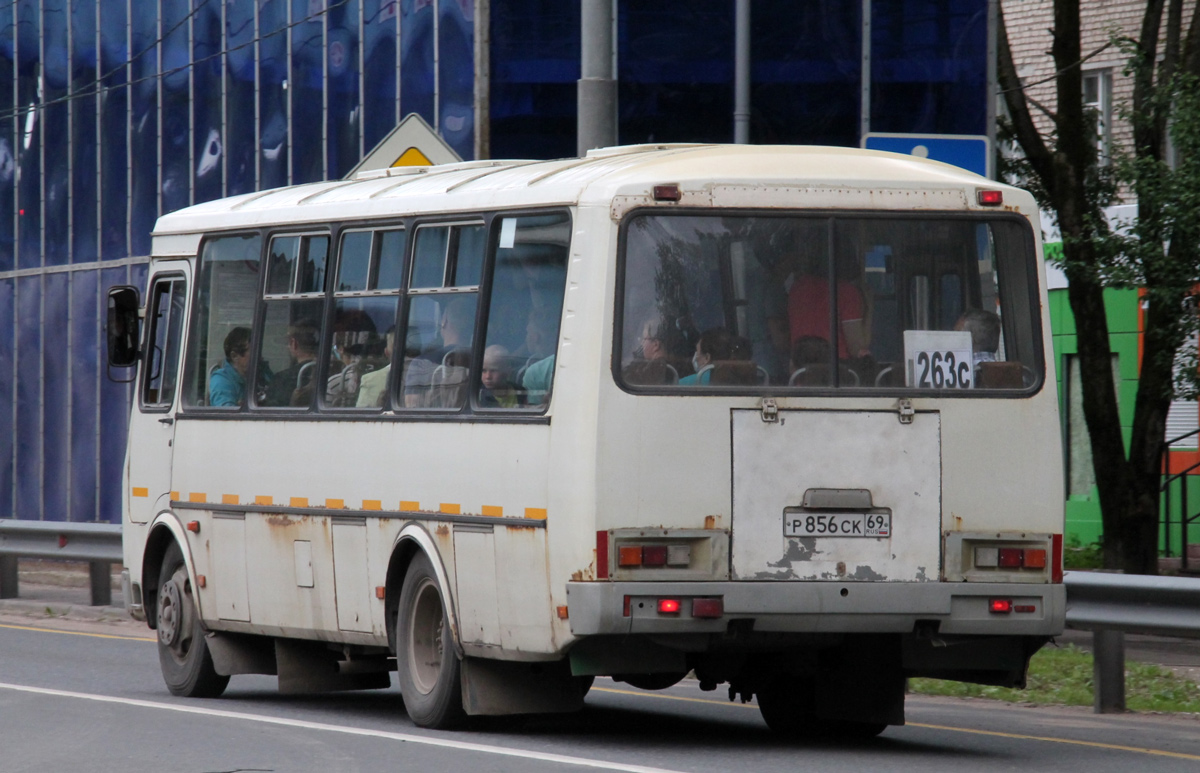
left=151, top=144, right=1025, bottom=239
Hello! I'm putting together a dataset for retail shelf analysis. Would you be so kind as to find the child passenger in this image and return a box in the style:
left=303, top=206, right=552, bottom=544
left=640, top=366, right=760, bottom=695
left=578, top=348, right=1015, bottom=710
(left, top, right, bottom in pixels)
left=479, top=345, right=524, bottom=408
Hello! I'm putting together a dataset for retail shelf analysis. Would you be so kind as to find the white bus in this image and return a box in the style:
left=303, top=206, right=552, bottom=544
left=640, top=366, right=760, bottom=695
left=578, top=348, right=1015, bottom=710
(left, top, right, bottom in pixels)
left=108, top=144, right=1064, bottom=737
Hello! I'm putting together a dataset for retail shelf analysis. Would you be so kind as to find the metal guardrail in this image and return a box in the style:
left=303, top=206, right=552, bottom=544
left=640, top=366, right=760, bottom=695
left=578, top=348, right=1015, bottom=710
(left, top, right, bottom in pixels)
left=1064, top=570, right=1200, bottom=713
left=0, top=520, right=123, bottom=607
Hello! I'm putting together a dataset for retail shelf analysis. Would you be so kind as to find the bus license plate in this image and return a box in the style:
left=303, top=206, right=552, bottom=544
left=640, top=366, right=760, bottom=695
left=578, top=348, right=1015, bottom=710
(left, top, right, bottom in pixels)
left=783, top=512, right=891, bottom=538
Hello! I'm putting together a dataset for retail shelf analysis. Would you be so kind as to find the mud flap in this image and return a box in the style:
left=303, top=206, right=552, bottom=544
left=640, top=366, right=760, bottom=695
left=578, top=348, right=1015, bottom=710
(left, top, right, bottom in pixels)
left=275, top=638, right=391, bottom=693
left=816, top=634, right=906, bottom=726
left=460, top=657, right=585, bottom=716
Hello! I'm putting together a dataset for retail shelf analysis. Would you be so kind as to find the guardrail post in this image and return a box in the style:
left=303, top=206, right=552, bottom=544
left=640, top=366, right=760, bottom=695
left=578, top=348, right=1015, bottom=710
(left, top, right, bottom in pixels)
left=0, top=555, right=17, bottom=599
left=1092, top=629, right=1126, bottom=713
left=89, top=561, right=113, bottom=606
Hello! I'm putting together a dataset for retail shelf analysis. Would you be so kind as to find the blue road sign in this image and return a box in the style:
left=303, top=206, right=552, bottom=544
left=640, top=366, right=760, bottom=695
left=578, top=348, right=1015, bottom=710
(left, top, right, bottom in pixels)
left=862, top=133, right=990, bottom=178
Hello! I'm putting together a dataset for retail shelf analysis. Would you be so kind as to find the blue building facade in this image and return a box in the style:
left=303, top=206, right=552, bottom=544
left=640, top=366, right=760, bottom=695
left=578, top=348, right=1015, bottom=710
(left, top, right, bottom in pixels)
left=0, top=0, right=989, bottom=523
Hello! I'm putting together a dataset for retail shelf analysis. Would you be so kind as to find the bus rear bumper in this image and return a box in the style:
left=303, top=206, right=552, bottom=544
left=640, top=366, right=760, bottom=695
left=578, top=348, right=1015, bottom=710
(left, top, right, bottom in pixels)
left=565, top=580, right=1065, bottom=637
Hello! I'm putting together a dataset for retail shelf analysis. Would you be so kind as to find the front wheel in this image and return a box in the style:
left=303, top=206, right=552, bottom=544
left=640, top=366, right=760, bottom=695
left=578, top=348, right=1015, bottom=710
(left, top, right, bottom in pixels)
left=156, top=542, right=229, bottom=698
left=396, top=553, right=465, bottom=728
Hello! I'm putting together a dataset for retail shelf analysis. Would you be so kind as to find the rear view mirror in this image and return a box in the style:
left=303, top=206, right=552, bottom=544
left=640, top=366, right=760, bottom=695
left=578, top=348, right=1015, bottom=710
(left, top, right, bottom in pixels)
left=107, top=285, right=141, bottom=368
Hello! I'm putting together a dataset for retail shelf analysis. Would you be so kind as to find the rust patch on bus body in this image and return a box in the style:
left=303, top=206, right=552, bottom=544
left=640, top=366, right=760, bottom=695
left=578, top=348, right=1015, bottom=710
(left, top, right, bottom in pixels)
left=267, top=514, right=300, bottom=527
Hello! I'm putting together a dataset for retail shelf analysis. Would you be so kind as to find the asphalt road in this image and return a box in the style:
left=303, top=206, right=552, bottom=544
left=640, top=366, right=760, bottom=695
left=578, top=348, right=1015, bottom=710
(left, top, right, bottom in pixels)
left=1, top=613, right=1199, bottom=773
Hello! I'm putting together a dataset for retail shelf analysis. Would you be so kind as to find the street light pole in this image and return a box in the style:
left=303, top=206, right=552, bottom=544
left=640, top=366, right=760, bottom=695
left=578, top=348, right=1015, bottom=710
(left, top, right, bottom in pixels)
left=578, top=0, right=617, bottom=156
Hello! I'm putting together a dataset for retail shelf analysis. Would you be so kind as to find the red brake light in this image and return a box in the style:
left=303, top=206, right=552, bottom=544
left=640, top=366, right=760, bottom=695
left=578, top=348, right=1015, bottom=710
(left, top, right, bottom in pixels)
left=653, top=184, right=682, bottom=202
left=692, top=598, right=724, bottom=618
left=997, top=548, right=1023, bottom=568
left=657, top=598, right=681, bottom=614
left=1052, top=534, right=1064, bottom=583
left=989, top=599, right=1012, bottom=614
left=977, top=189, right=1003, bottom=206
left=643, top=545, right=668, bottom=566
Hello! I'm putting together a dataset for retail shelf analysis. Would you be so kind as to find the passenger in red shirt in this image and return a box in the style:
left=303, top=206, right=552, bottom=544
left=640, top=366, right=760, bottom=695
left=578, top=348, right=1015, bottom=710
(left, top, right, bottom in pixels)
left=787, top=272, right=869, bottom=360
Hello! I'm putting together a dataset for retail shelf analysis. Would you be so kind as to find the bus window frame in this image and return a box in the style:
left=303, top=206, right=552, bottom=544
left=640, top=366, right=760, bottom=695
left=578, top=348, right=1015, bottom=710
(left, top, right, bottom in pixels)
left=469, top=208, right=574, bottom=416
left=138, top=271, right=188, bottom=414
left=320, top=224, right=407, bottom=413
left=251, top=228, right=335, bottom=413
left=178, top=207, right=571, bottom=424
left=611, top=207, right=1045, bottom=399
left=180, top=230, right=266, bottom=414
left=391, top=218, right=487, bottom=414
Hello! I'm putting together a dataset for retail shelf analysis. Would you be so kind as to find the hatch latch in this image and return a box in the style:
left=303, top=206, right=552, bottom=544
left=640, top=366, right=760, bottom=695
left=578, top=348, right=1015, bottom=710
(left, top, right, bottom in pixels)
left=896, top=398, right=914, bottom=424
left=760, top=397, right=779, bottom=423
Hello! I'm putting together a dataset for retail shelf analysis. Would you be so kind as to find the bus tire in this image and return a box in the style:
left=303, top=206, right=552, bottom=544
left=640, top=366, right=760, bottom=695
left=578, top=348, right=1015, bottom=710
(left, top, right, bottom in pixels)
left=156, top=542, right=229, bottom=698
left=396, top=553, right=466, bottom=729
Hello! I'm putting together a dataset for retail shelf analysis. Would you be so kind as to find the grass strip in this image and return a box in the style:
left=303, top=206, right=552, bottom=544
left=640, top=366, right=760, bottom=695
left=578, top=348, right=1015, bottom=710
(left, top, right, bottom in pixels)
left=909, top=644, right=1200, bottom=713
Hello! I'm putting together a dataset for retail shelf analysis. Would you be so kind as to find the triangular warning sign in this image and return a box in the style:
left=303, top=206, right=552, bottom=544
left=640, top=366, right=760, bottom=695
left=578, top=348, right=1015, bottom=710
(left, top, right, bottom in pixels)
left=346, top=113, right=462, bottom=178
left=392, top=147, right=433, bottom=167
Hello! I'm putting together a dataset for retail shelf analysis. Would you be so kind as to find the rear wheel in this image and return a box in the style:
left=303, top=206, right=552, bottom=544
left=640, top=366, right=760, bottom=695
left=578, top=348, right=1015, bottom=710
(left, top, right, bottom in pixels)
left=396, top=553, right=465, bottom=728
left=156, top=542, right=229, bottom=698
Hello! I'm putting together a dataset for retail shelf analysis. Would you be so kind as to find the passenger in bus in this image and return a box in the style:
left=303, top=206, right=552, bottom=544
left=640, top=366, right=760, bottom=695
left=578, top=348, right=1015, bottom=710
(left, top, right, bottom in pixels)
left=623, top=317, right=679, bottom=385
left=786, top=253, right=870, bottom=360
left=208, top=327, right=252, bottom=407
left=356, top=328, right=394, bottom=408
left=954, top=308, right=1013, bottom=387
left=403, top=297, right=474, bottom=408
left=326, top=310, right=378, bottom=407
left=521, top=355, right=555, bottom=405
left=955, top=308, right=1001, bottom=367
left=678, top=327, right=734, bottom=386
left=513, top=305, right=559, bottom=364
left=479, top=345, right=525, bottom=408
left=709, top=334, right=764, bottom=385
left=261, top=320, right=323, bottom=407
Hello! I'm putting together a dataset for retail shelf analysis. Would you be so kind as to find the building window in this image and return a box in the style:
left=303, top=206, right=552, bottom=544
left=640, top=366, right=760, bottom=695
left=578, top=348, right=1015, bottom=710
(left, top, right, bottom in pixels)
left=1083, top=70, right=1112, bottom=164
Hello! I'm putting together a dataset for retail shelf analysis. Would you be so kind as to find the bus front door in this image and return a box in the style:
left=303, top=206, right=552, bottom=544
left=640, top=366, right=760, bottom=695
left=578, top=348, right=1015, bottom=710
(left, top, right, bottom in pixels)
left=127, top=272, right=189, bottom=524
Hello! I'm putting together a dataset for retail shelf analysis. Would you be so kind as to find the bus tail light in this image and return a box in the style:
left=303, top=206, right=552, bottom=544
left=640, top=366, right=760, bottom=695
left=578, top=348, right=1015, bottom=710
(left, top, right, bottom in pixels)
left=1023, top=548, right=1047, bottom=568
left=997, top=548, right=1023, bottom=568
left=618, top=546, right=643, bottom=567
left=692, top=598, right=723, bottom=618
left=642, top=545, right=668, bottom=566
left=657, top=598, right=681, bottom=614
left=596, top=531, right=609, bottom=579
left=1052, top=533, right=1064, bottom=583
left=989, top=599, right=1012, bottom=614
left=977, top=189, right=1003, bottom=206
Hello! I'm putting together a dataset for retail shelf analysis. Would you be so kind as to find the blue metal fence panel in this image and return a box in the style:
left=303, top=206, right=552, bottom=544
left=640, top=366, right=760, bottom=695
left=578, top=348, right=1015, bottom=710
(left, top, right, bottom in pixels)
left=69, top=269, right=100, bottom=523
left=42, top=272, right=70, bottom=521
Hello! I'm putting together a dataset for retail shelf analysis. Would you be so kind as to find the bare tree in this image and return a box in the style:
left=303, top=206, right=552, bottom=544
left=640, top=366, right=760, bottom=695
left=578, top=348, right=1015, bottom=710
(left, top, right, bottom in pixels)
left=998, top=0, right=1200, bottom=573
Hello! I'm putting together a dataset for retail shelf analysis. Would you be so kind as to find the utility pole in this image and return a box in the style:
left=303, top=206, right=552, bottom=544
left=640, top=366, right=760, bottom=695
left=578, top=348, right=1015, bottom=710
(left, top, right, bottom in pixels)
left=734, top=0, right=750, bottom=143
left=578, top=0, right=617, bottom=155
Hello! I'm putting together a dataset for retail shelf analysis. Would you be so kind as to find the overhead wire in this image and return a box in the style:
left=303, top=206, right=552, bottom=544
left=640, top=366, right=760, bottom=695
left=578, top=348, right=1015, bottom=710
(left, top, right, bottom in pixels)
left=0, top=0, right=353, bottom=125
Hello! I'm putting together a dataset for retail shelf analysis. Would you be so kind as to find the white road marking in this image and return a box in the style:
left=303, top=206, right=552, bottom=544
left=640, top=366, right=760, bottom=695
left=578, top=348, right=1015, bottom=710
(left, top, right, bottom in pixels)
left=0, top=681, right=685, bottom=773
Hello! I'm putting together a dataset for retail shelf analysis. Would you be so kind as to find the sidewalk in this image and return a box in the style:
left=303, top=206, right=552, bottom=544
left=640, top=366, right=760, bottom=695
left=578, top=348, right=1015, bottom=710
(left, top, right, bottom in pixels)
left=0, top=558, right=133, bottom=627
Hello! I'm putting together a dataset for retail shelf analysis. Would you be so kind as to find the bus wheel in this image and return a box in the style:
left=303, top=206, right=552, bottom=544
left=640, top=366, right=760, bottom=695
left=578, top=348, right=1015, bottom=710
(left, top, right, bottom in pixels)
left=156, top=542, right=229, bottom=698
left=396, top=553, right=466, bottom=729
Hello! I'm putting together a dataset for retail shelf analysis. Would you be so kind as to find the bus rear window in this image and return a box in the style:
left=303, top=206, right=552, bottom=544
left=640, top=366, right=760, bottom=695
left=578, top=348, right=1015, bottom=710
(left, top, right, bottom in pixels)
left=617, top=213, right=1040, bottom=393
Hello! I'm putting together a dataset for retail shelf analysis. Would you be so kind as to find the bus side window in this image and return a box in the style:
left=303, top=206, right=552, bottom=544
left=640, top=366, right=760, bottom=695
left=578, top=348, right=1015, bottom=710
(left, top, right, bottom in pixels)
left=477, top=212, right=570, bottom=410
left=256, top=234, right=330, bottom=409
left=142, top=277, right=187, bottom=409
left=399, top=223, right=483, bottom=410
left=323, top=228, right=405, bottom=410
left=183, top=233, right=263, bottom=409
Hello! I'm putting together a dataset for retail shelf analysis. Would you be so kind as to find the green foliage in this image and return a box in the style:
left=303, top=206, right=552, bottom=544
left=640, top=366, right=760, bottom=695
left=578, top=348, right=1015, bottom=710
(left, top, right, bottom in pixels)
left=1063, top=540, right=1105, bottom=569
left=910, top=644, right=1200, bottom=713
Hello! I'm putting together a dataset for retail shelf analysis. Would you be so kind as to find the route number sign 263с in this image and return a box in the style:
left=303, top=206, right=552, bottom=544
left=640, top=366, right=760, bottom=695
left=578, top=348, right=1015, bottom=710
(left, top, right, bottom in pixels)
left=904, top=330, right=974, bottom=389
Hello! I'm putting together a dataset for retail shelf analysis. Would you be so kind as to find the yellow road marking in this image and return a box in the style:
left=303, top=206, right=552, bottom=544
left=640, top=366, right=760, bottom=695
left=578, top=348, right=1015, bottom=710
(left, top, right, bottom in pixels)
left=593, top=687, right=1200, bottom=760
left=906, top=722, right=1200, bottom=761
left=0, top=622, right=155, bottom=643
